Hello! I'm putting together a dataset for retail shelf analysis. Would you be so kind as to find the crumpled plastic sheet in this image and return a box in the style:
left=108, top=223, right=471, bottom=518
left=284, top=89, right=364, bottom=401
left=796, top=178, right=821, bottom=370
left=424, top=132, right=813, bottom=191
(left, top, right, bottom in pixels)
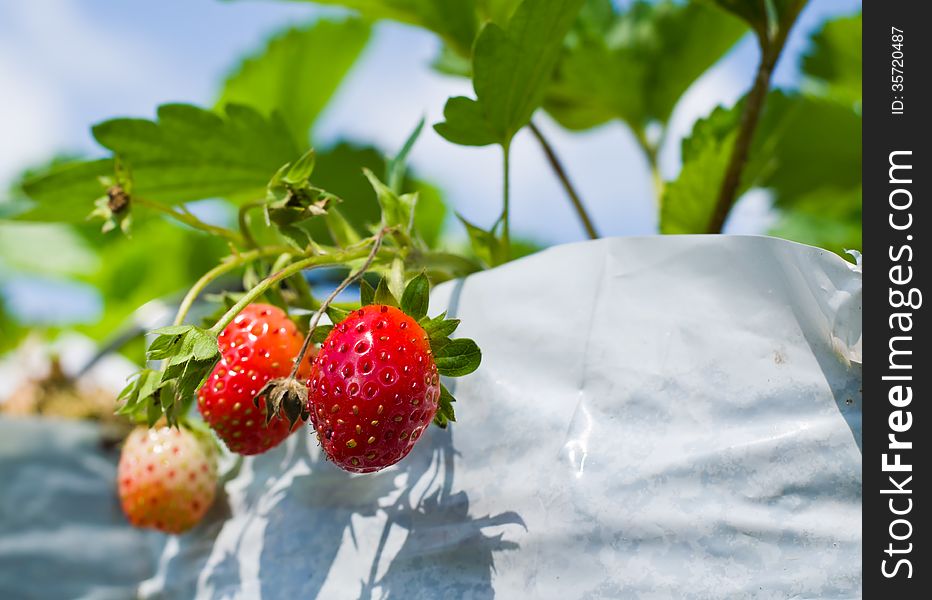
left=1, top=236, right=863, bottom=599
left=0, top=418, right=161, bottom=600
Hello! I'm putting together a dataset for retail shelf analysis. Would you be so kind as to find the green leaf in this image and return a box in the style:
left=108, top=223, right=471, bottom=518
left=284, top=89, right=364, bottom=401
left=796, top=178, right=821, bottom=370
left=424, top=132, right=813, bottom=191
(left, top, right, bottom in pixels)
left=217, top=19, right=371, bottom=145
left=16, top=159, right=114, bottom=222
left=433, top=383, right=457, bottom=427
left=386, top=118, right=425, bottom=193
left=283, top=149, right=317, bottom=184
left=327, top=305, right=352, bottom=324
left=324, top=207, right=362, bottom=248
left=310, top=324, right=334, bottom=343
left=457, top=213, right=508, bottom=266
left=359, top=278, right=376, bottom=306
left=660, top=91, right=791, bottom=234
left=0, top=223, right=99, bottom=276
left=660, top=104, right=739, bottom=234
left=434, top=338, right=481, bottom=376
left=711, top=0, right=768, bottom=37
left=545, top=1, right=747, bottom=131
left=770, top=186, right=861, bottom=254
left=92, top=103, right=300, bottom=205
left=294, top=143, right=447, bottom=248
left=289, top=0, right=479, bottom=57
left=83, top=216, right=228, bottom=341
left=802, top=13, right=861, bottom=106
left=421, top=312, right=461, bottom=340
left=661, top=90, right=861, bottom=247
left=119, top=325, right=221, bottom=426
left=760, top=95, right=861, bottom=203
left=373, top=278, right=399, bottom=307
left=400, top=272, right=430, bottom=319
left=364, top=169, right=416, bottom=232
left=478, top=0, right=523, bottom=24
left=712, top=0, right=805, bottom=43
left=433, top=97, right=500, bottom=147
left=435, top=0, right=587, bottom=147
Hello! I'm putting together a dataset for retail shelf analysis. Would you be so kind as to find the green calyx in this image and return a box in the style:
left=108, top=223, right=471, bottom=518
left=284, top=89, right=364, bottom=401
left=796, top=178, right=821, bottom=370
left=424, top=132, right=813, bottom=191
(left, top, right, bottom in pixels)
left=358, top=272, right=482, bottom=428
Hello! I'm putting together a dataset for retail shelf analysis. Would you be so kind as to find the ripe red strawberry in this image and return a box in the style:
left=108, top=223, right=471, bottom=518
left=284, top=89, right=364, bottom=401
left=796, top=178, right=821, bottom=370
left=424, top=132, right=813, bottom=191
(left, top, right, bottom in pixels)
left=198, top=303, right=313, bottom=455
left=307, top=305, right=441, bottom=473
left=117, top=425, right=217, bottom=534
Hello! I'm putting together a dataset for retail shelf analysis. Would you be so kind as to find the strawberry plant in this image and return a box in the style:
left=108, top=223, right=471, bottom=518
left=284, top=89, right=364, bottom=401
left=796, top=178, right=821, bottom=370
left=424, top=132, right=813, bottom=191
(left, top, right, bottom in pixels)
left=0, top=0, right=861, bottom=537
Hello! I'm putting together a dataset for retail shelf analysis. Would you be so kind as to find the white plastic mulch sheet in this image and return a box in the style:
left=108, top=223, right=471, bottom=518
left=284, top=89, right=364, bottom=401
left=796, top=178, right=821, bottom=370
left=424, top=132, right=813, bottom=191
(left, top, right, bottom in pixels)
left=0, top=418, right=160, bottom=600
left=134, top=235, right=862, bottom=599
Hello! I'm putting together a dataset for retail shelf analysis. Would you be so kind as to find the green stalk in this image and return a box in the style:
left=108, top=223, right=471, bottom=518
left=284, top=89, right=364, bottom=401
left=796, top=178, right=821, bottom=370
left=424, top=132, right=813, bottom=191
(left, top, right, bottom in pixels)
left=208, top=245, right=388, bottom=336
left=528, top=121, right=600, bottom=240
left=237, top=200, right=265, bottom=250
left=501, top=144, right=511, bottom=258
left=172, top=246, right=290, bottom=326
left=135, top=197, right=244, bottom=246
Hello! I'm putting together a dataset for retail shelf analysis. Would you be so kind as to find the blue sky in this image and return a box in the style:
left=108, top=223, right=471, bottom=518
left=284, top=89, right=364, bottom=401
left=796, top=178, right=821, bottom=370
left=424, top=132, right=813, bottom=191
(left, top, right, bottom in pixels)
left=0, top=0, right=860, bottom=321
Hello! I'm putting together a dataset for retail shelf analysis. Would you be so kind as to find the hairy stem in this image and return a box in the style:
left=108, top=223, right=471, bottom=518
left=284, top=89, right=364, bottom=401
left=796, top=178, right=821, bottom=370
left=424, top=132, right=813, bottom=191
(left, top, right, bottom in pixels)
left=237, top=200, right=265, bottom=250
left=208, top=238, right=389, bottom=337
left=528, top=121, right=599, bottom=240
left=286, top=228, right=390, bottom=379
left=634, top=129, right=665, bottom=206
left=706, top=11, right=803, bottom=233
left=172, top=246, right=290, bottom=326
left=135, top=197, right=244, bottom=246
left=501, top=144, right=511, bottom=258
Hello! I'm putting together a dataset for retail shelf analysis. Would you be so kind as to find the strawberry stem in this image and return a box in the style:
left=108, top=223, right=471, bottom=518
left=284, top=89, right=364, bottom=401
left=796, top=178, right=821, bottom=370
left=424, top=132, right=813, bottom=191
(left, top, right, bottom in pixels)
left=207, top=235, right=391, bottom=338
left=134, top=197, right=244, bottom=246
left=172, top=246, right=294, bottom=326
left=285, top=227, right=390, bottom=380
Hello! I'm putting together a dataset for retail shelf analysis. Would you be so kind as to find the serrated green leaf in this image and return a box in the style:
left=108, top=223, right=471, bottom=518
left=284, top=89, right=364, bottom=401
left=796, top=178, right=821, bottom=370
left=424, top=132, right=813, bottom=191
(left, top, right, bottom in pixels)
left=290, top=143, right=447, bottom=248
left=662, top=88, right=861, bottom=253
left=545, top=1, right=747, bottom=131
left=151, top=325, right=195, bottom=336
left=359, top=278, right=376, bottom=306
left=16, top=159, right=115, bottom=222
left=364, top=169, right=417, bottom=232
left=434, top=338, right=481, bottom=377
left=435, top=0, right=587, bottom=147
left=218, top=19, right=371, bottom=146
left=660, top=91, right=791, bottom=234
left=802, top=13, right=861, bottom=106
left=386, top=118, right=425, bottom=193
left=287, top=0, right=479, bottom=57
left=400, top=273, right=430, bottom=319
left=373, top=278, right=399, bottom=307
left=91, top=103, right=299, bottom=206
left=457, top=213, right=508, bottom=267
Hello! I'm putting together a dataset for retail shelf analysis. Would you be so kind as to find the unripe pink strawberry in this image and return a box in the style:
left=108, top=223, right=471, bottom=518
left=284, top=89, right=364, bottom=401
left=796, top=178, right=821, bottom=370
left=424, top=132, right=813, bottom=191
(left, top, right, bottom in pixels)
left=117, top=425, right=218, bottom=534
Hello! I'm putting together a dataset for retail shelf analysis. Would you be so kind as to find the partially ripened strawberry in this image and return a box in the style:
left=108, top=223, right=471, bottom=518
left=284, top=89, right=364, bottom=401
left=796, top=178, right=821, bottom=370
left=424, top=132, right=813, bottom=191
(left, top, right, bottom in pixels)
left=117, top=425, right=217, bottom=534
left=198, top=303, right=313, bottom=455
left=307, top=304, right=441, bottom=473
